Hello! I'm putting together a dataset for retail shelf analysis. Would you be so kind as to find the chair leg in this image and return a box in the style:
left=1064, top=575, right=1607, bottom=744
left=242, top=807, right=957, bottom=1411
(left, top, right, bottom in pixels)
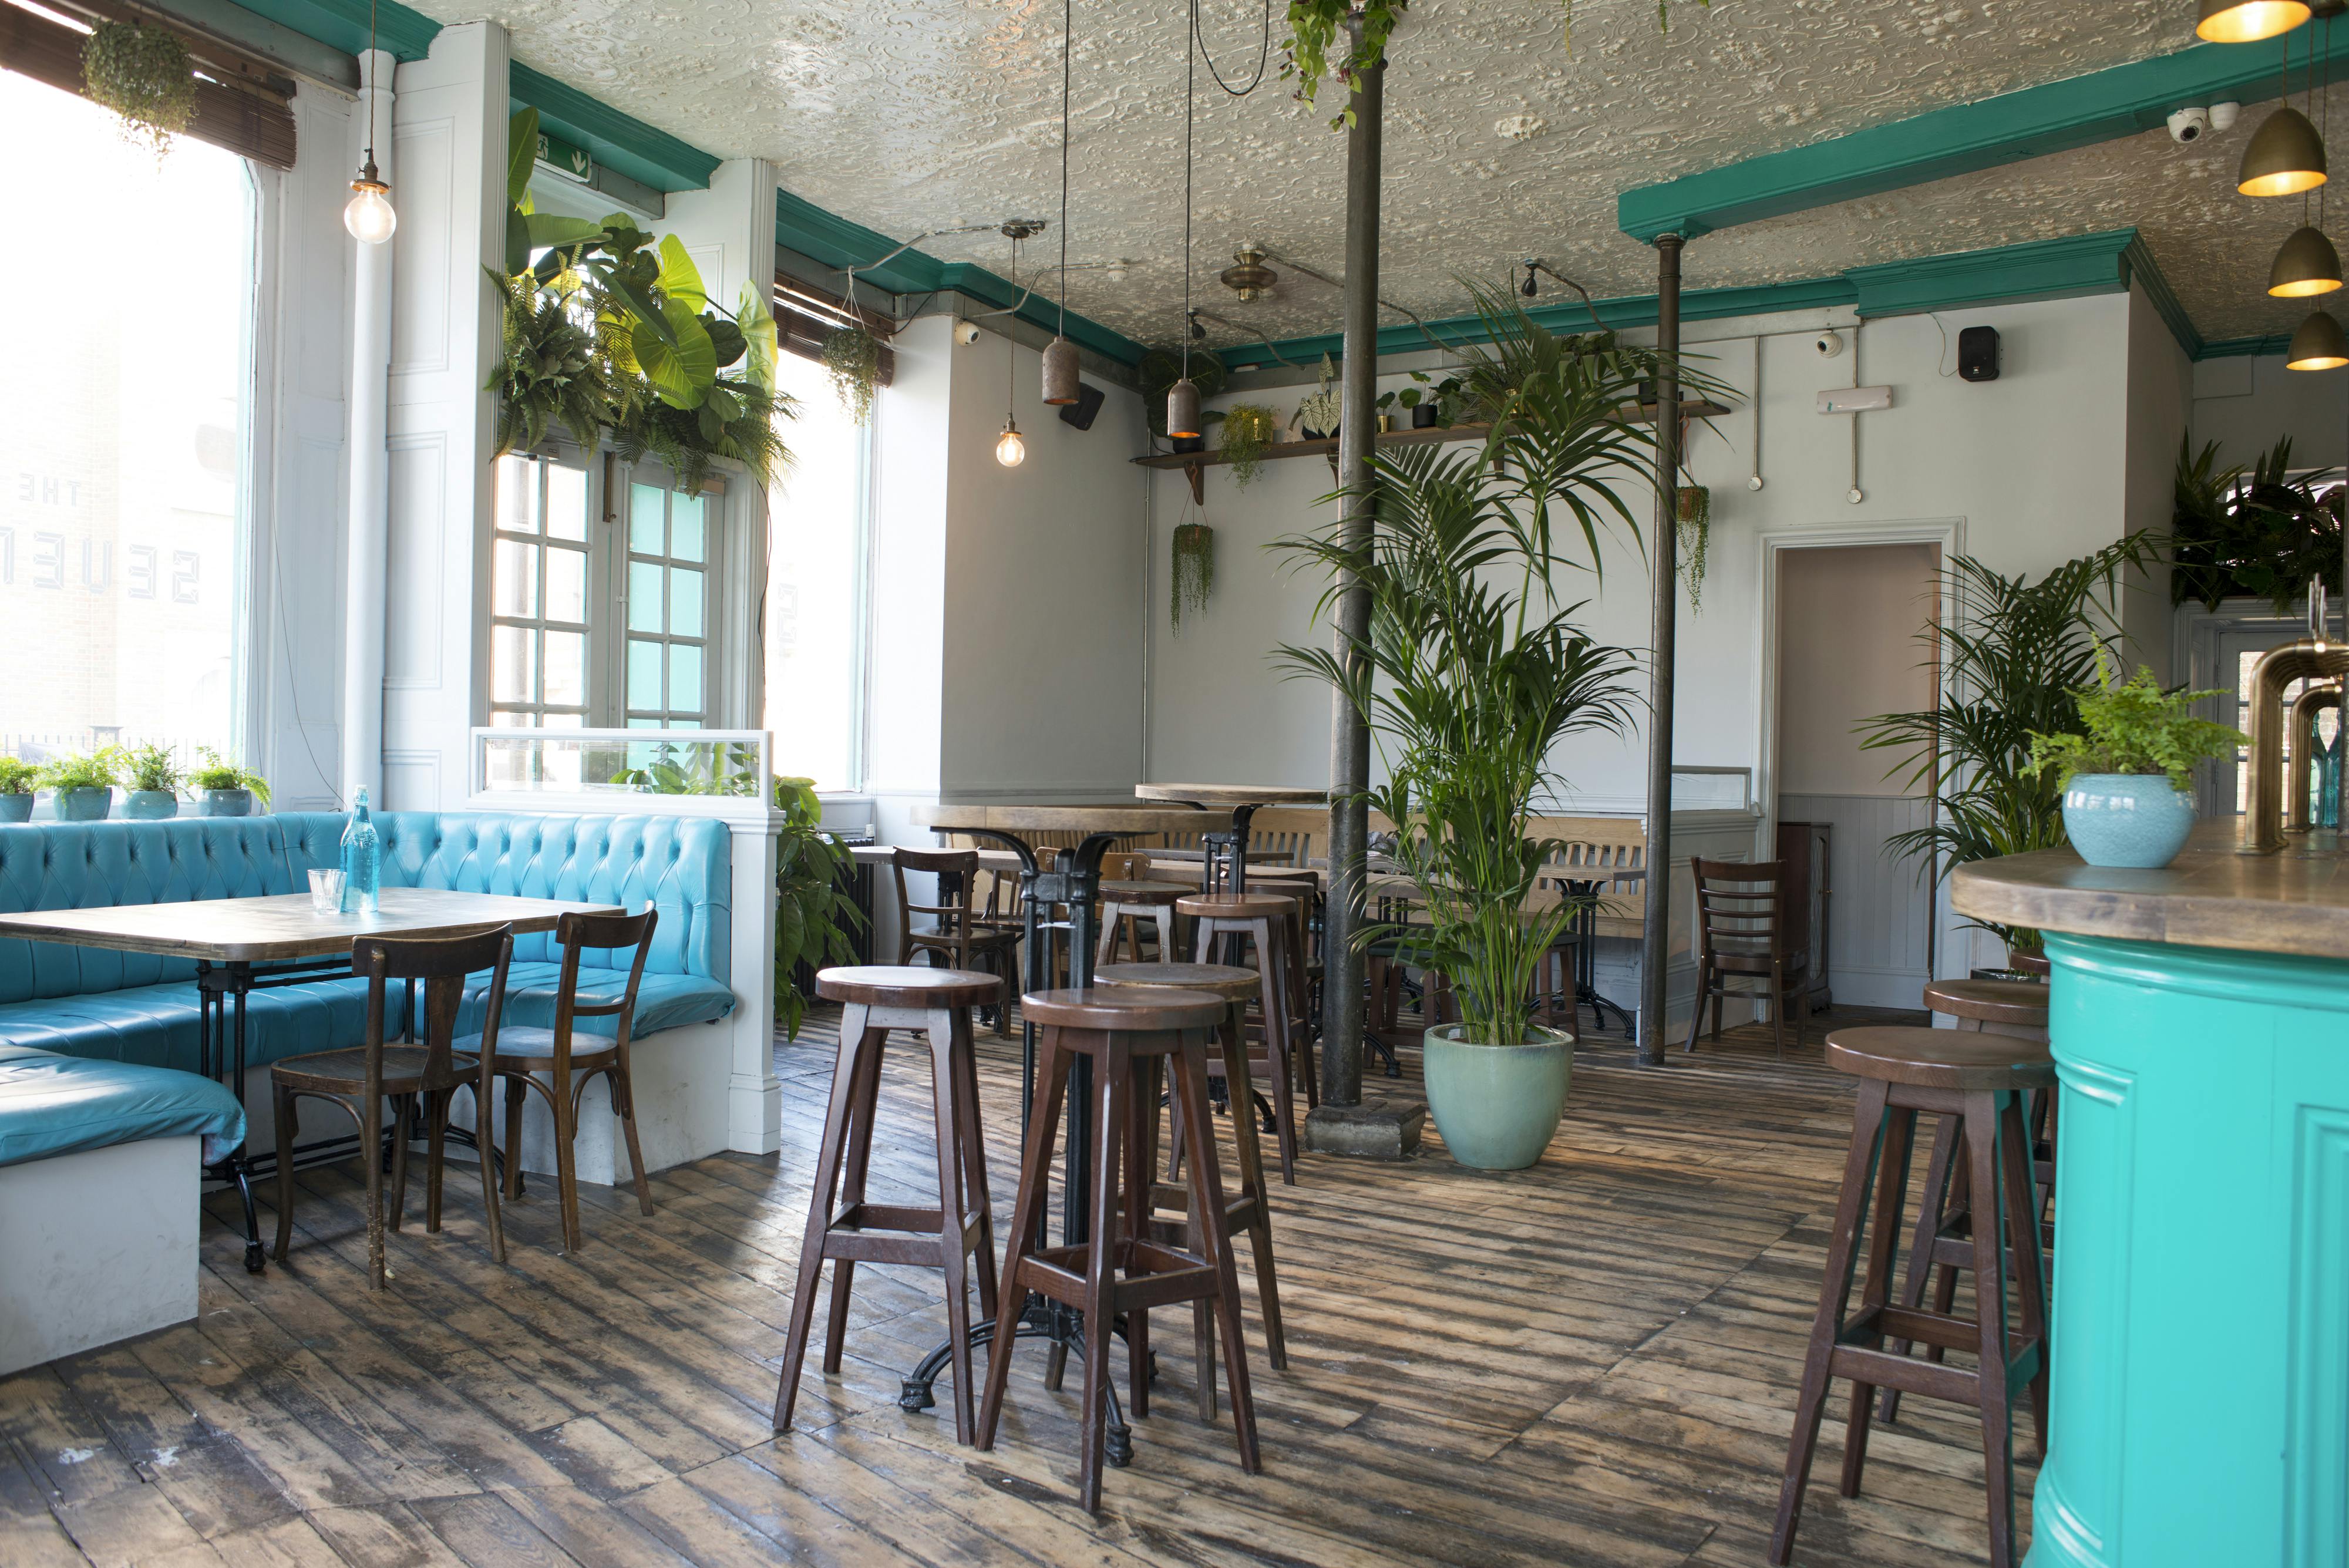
left=1966, top=1091, right=2020, bottom=1568
left=978, top=1031, right=1073, bottom=1452
left=775, top=1012, right=876, bottom=1434
left=551, top=1050, right=582, bottom=1254
left=474, top=1059, right=507, bottom=1264
left=361, top=1085, right=387, bottom=1291
left=1879, top=1112, right=1961, bottom=1425
left=1998, top=1092, right=2052, bottom=1462
left=1770, top=964, right=1789, bottom=1061
left=1839, top=1101, right=1916, bottom=1498
left=951, top=1026, right=997, bottom=1325
left=1173, top=1031, right=1260, bottom=1475
left=502, top=1069, right=527, bottom=1198
left=825, top=1028, right=887, bottom=1374
left=1076, top=1040, right=1128, bottom=1513
left=1224, top=1005, right=1285, bottom=1370
left=926, top=1007, right=978, bottom=1445
left=423, top=1088, right=449, bottom=1233
left=271, top=1084, right=298, bottom=1263
left=1684, top=963, right=1709, bottom=1051
left=611, top=1050, right=656, bottom=1219
left=1123, top=1051, right=1156, bottom=1422
left=385, top=1093, right=413, bottom=1233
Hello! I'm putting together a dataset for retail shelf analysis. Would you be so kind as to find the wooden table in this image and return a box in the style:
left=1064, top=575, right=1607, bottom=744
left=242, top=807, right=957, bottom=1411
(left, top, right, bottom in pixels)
left=1133, top=783, right=1326, bottom=894
left=0, top=887, right=624, bottom=1273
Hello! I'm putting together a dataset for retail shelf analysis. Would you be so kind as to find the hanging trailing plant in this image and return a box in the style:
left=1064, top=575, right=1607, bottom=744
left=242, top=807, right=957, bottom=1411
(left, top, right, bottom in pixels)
left=615, top=374, right=793, bottom=499
left=1675, top=483, right=1711, bottom=609
left=1171, top=521, right=1215, bottom=631
left=820, top=323, right=881, bottom=426
left=1220, top=403, right=1279, bottom=486
left=82, top=21, right=197, bottom=160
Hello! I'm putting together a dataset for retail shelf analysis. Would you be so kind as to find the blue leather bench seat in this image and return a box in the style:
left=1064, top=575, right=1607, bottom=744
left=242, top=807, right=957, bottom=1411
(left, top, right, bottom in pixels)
left=0, top=1044, right=245, bottom=1169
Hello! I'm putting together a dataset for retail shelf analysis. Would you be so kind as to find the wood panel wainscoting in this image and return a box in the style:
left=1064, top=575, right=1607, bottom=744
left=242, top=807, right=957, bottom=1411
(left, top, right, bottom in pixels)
left=0, top=998, right=2029, bottom=1566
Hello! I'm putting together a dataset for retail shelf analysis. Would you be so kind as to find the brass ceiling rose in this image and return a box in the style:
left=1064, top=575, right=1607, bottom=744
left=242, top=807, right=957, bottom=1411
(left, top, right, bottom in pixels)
left=1219, top=245, right=1279, bottom=302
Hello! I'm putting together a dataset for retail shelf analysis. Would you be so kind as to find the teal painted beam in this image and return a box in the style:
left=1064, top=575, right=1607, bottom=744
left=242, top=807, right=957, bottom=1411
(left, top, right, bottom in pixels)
left=1619, top=36, right=2349, bottom=243
left=509, top=63, right=717, bottom=194
left=1845, top=227, right=2138, bottom=317
left=225, top=0, right=438, bottom=59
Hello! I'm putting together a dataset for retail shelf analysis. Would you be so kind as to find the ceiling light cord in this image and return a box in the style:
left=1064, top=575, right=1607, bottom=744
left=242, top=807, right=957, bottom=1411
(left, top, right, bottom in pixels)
left=1182, top=14, right=1194, bottom=390
left=1192, top=0, right=1274, bottom=97
left=1058, top=0, right=1070, bottom=341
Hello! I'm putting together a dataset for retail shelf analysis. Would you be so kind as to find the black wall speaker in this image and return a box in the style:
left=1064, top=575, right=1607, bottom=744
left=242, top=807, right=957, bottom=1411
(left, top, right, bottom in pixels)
left=1058, top=381, right=1106, bottom=430
left=1958, top=325, right=2001, bottom=382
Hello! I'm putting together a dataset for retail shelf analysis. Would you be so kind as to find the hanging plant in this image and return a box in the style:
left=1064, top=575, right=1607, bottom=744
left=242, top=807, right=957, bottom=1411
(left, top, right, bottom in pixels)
left=820, top=323, right=881, bottom=426
left=1220, top=404, right=1279, bottom=487
left=1676, top=483, right=1711, bottom=609
left=1281, top=0, right=1409, bottom=129
left=1171, top=521, right=1216, bottom=631
left=82, top=21, right=197, bottom=161
left=614, top=374, right=793, bottom=498
left=487, top=269, right=614, bottom=457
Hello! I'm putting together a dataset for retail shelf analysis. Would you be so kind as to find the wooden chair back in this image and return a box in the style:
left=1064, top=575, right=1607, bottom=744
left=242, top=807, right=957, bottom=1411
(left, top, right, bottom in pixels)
left=1690, top=857, right=1792, bottom=967
left=550, top=907, right=658, bottom=1048
left=352, top=924, right=517, bottom=1089
left=893, top=848, right=981, bottom=944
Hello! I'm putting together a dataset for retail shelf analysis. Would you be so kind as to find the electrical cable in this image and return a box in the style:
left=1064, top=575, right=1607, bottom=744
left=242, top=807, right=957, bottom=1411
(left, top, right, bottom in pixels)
left=1182, top=11, right=1194, bottom=393
left=1057, top=0, right=1069, bottom=343
left=1190, top=0, right=1274, bottom=97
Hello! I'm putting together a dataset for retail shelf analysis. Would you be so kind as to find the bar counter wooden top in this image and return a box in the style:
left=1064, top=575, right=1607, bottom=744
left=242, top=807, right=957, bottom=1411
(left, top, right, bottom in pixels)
left=1950, top=818, right=2349, bottom=961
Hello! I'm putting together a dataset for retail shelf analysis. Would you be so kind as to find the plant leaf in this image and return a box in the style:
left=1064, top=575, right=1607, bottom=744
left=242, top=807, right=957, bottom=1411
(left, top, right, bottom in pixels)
left=526, top=213, right=607, bottom=251
left=738, top=281, right=779, bottom=393
left=634, top=298, right=716, bottom=409
left=656, top=234, right=709, bottom=314
left=507, top=107, right=540, bottom=209
left=505, top=207, right=534, bottom=279
left=604, top=272, right=672, bottom=343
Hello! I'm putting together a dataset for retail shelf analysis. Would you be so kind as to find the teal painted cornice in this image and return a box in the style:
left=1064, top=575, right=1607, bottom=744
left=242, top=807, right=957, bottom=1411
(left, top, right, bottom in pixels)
left=1844, top=227, right=2139, bottom=317
left=775, top=191, right=1148, bottom=366
left=509, top=63, right=718, bottom=193
left=227, top=0, right=438, bottom=59
left=1619, top=37, right=2349, bottom=243
left=2121, top=232, right=2203, bottom=359
left=2199, top=333, right=2296, bottom=358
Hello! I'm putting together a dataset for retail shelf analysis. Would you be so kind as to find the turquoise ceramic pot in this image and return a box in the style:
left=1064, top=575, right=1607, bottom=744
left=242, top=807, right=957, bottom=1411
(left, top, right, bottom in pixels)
left=2061, top=772, right=2196, bottom=869
left=200, top=789, right=253, bottom=817
left=124, top=790, right=179, bottom=820
left=1421, top=1024, right=1573, bottom=1169
left=53, top=788, right=111, bottom=822
left=0, top=794, right=30, bottom=823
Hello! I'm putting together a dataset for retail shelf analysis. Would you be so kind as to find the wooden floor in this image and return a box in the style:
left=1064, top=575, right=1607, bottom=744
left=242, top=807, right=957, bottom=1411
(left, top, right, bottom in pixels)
left=1, top=1000, right=2037, bottom=1567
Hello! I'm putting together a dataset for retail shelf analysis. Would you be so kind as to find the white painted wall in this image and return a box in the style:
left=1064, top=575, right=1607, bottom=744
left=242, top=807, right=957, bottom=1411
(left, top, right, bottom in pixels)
left=2122, top=284, right=2190, bottom=677
left=2191, top=349, right=2349, bottom=466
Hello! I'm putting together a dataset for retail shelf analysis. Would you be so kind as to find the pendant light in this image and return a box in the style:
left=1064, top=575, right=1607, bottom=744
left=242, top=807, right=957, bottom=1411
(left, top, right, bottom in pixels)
left=1041, top=0, right=1080, bottom=406
left=2199, top=0, right=2311, bottom=42
left=2288, top=308, right=2349, bottom=368
left=2276, top=26, right=2344, bottom=296
left=997, top=234, right=1028, bottom=466
left=2242, top=28, right=2330, bottom=196
left=342, top=0, right=396, bottom=243
left=1166, top=17, right=1202, bottom=440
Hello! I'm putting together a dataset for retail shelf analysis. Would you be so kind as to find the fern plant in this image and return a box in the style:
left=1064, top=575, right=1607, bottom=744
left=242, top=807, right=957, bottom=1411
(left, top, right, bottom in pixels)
left=123, top=743, right=181, bottom=795
left=190, top=748, right=271, bottom=805
left=2028, top=654, right=2246, bottom=790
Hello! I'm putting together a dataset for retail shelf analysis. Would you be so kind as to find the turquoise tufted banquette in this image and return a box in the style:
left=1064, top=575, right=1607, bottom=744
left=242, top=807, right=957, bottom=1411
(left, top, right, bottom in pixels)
left=0, top=812, right=735, bottom=1165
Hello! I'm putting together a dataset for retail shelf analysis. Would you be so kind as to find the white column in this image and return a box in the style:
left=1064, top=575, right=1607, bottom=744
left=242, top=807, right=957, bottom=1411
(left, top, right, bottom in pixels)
left=340, top=47, right=395, bottom=805
left=726, top=815, right=782, bottom=1155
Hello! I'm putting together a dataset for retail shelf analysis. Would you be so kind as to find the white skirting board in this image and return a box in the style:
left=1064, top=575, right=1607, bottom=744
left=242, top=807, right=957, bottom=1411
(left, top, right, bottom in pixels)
left=0, top=1136, right=201, bottom=1377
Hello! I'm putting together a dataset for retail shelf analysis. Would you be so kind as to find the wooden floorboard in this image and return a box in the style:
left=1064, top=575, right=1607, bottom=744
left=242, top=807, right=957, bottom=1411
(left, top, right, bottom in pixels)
left=1, top=1000, right=2034, bottom=1565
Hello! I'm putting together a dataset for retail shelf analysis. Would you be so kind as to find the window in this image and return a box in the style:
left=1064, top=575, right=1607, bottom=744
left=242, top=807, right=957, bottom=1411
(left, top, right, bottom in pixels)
left=624, top=476, right=712, bottom=728
left=490, top=455, right=593, bottom=728
left=763, top=351, right=872, bottom=790
left=0, top=72, right=254, bottom=777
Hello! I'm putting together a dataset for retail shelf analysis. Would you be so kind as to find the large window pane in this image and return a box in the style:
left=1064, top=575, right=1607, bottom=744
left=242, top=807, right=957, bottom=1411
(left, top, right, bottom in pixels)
left=627, top=638, right=663, bottom=711
left=671, top=493, right=705, bottom=562
left=492, top=625, right=536, bottom=704
left=763, top=351, right=870, bottom=790
left=542, top=630, right=586, bottom=708
left=493, top=539, right=539, bottom=618
left=669, top=567, right=704, bottom=638
left=544, top=546, right=587, bottom=624
left=629, top=483, right=665, bottom=554
left=0, top=74, right=253, bottom=780
left=546, top=463, right=587, bottom=541
left=668, top=644, right=703, bottom=712
left=628, top=561, right=665, bottom=632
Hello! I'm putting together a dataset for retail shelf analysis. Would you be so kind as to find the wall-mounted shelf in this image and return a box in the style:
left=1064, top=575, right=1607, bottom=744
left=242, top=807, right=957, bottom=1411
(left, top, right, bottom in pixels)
left=1133, top=401, right=1730, bottom=504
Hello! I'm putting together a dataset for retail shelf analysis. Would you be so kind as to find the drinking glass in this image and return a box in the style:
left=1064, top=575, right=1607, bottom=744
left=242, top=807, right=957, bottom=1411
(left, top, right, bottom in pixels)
left=308, top=868, right=346, bottom=914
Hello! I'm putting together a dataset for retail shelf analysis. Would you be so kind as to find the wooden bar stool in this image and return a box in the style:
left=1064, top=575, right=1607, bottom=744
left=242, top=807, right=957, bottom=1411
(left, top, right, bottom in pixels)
left=1179, top=891, right=1307, bottom=1183
left=775, top=965, right=1001, bottom=1443
left=1095, top=960, right=1287, bottom=1398
left=1770, top=1027, right=2052, bottom=1568
left=975, top=984, right=1260, bottom=1513
left=1096, top=880, right=1184, bottom=966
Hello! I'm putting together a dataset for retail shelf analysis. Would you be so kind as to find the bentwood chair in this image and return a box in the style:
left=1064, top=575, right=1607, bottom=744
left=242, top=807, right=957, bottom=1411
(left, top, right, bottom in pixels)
left=473, top=907, right=659, bottom=1254
left=1687, top=857, right=1809, bottom=1059
left=270, top=925, right=514, bottom=1289
left=893, top=847, right=1022, bottom=1035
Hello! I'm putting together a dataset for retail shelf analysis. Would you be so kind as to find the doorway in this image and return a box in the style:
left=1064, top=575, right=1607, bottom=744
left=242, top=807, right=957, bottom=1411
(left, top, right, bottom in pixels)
left=1771, top=541, right=1941, bottom=1011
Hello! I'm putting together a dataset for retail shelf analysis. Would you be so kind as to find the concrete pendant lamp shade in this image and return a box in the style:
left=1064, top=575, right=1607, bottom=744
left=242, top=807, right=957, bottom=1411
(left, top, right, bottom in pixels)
left=2271, top=226, right=2345, bottom=296
left=1167, top=378, right=1202, bottom=439
left=1042, top=336, right=1079, bottom=405
left=2288, top=309, right=2349, bottom=369
left=2239, top=106, right=2329, bottom=196
left=2197, top=0, right=2311, bottom=40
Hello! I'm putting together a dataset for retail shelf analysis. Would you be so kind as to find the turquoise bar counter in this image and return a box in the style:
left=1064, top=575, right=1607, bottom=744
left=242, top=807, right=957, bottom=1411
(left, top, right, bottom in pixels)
left=1953, top=823, right=2349, bottom=1568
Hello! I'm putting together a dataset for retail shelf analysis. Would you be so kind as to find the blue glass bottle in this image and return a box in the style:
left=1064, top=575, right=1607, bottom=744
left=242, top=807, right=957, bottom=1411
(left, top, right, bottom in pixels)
left=339, top=786, right=381, bottom=916
left=2319, top=722, right=2343, bottom=832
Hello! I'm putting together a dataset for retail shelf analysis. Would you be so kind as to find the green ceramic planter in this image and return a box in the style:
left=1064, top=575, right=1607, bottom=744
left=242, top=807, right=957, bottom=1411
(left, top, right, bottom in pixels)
left=53, top=787, right=111, bottom=822
left=0, top=793, right=31, bottom=823
left=124, top=790, right=179, bottom=820
left=1421, top=1023, right=1573, bottom=1170
left=200, top=789, right=254, bottom=817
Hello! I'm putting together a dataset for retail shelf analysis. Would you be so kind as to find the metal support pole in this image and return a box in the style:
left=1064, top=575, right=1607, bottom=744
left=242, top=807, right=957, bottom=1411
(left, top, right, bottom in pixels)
left=1320, top=41, right=1382, bottom=1112
left=1636, top=233, right=1684, bottom=1068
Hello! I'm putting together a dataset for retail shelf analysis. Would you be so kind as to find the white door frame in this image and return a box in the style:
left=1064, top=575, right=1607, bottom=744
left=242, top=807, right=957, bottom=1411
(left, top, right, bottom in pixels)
left=1751, top=517, right=1966, bottom=985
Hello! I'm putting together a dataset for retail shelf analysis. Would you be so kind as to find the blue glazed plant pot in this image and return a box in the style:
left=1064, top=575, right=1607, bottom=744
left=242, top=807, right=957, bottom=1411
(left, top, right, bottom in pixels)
left=2062, top=772, right=2197, bottom=869
left=0, top=794, right=30, bottom=823
left=1422, top=1023, right=1574, bottom=1170
left=125, top=790, right=179, bottom=820
left=200, top=789, right=254, bottom=817
left=53, top=788, right=112, bottom=822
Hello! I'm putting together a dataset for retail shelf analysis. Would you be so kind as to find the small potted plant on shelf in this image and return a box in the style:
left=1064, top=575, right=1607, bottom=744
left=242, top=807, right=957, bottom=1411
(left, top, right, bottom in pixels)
left=38, top=749, right=124, bottom=823
left=122, top=742, right=183, bottom=819
left=2028, top=654, right=2246, bottom=869
left=1291, top=353, right=1341, bottom=441
left=0, top=758, right=35, bottom=823
left=190, top=749, right=272, bottom=817
left=1217, top=403, right=1279, bottom=487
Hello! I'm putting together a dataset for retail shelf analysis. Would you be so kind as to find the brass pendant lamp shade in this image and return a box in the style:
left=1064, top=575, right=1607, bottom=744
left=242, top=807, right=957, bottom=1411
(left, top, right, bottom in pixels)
left=2198, top=0, right=2312, bottom=41
left=2271, top=224, right=2345, bottom=295
left=2288, top=308, right=2349, bottom=368
left=1167, top=378, right=1202, bottom=440
left=1042, top=337, right=1080, bottom=405
left=2239, top=105, right=2330, bottom=196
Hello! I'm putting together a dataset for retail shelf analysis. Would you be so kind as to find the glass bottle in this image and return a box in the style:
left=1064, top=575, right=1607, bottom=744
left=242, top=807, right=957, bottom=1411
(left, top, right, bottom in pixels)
left=339, top=786, right=381, bottom=916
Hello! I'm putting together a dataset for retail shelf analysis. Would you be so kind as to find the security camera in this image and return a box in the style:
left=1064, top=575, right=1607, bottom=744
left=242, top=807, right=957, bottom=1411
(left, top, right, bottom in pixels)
left=2211, top=101, right=2241, bottom=132
left=953, top=319, right=981, bottom=346
left=1814, top=330, right=1844, bottom=359
left=2168, top=106, right=2212, bottom=144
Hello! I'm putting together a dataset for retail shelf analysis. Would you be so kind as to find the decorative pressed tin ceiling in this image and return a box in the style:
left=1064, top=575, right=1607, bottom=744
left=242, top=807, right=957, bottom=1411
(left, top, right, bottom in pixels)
left=412, top=0, right=2321, bottom=349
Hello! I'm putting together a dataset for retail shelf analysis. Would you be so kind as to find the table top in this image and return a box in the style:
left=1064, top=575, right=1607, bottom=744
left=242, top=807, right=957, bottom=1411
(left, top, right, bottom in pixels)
left=1951, top=820, right=2349, bottom=961
left=1134, top=783, right=1327, bottom=807
left=913, top=803, right=1231, bottom=835
left=0, top=887, right=626, bottom=964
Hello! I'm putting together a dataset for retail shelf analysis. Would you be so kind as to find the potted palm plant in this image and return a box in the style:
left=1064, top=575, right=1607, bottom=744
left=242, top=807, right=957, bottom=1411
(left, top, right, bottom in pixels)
left=190, top=749, right=271, bottom=816
left=39, top=749, right=124, bottom=822
left=0, top=758, right=35, bottom=823
left=2028, top=656, right=2245, bottom=869
left=123, top=743, right=183, bottom=819
left=1276, top=285, right=1664, bottom=1169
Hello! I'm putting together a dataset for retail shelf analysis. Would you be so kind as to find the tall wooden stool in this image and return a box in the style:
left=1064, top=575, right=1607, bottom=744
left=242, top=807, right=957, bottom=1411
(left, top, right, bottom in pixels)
left=1770, top=1027, right=2052, bottom=1568
left=975, top=984, right=1260, bottom=1513
left=1096, top=880, right=1184, bottom=966
left=1180, top=891, right=1307, bottom=1183
left=1878, top=976, right=2054, bottom=1425
left=775, top=965, right=1001, bottom=1443
left=1095, top=960, right=1287, bottom=1400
